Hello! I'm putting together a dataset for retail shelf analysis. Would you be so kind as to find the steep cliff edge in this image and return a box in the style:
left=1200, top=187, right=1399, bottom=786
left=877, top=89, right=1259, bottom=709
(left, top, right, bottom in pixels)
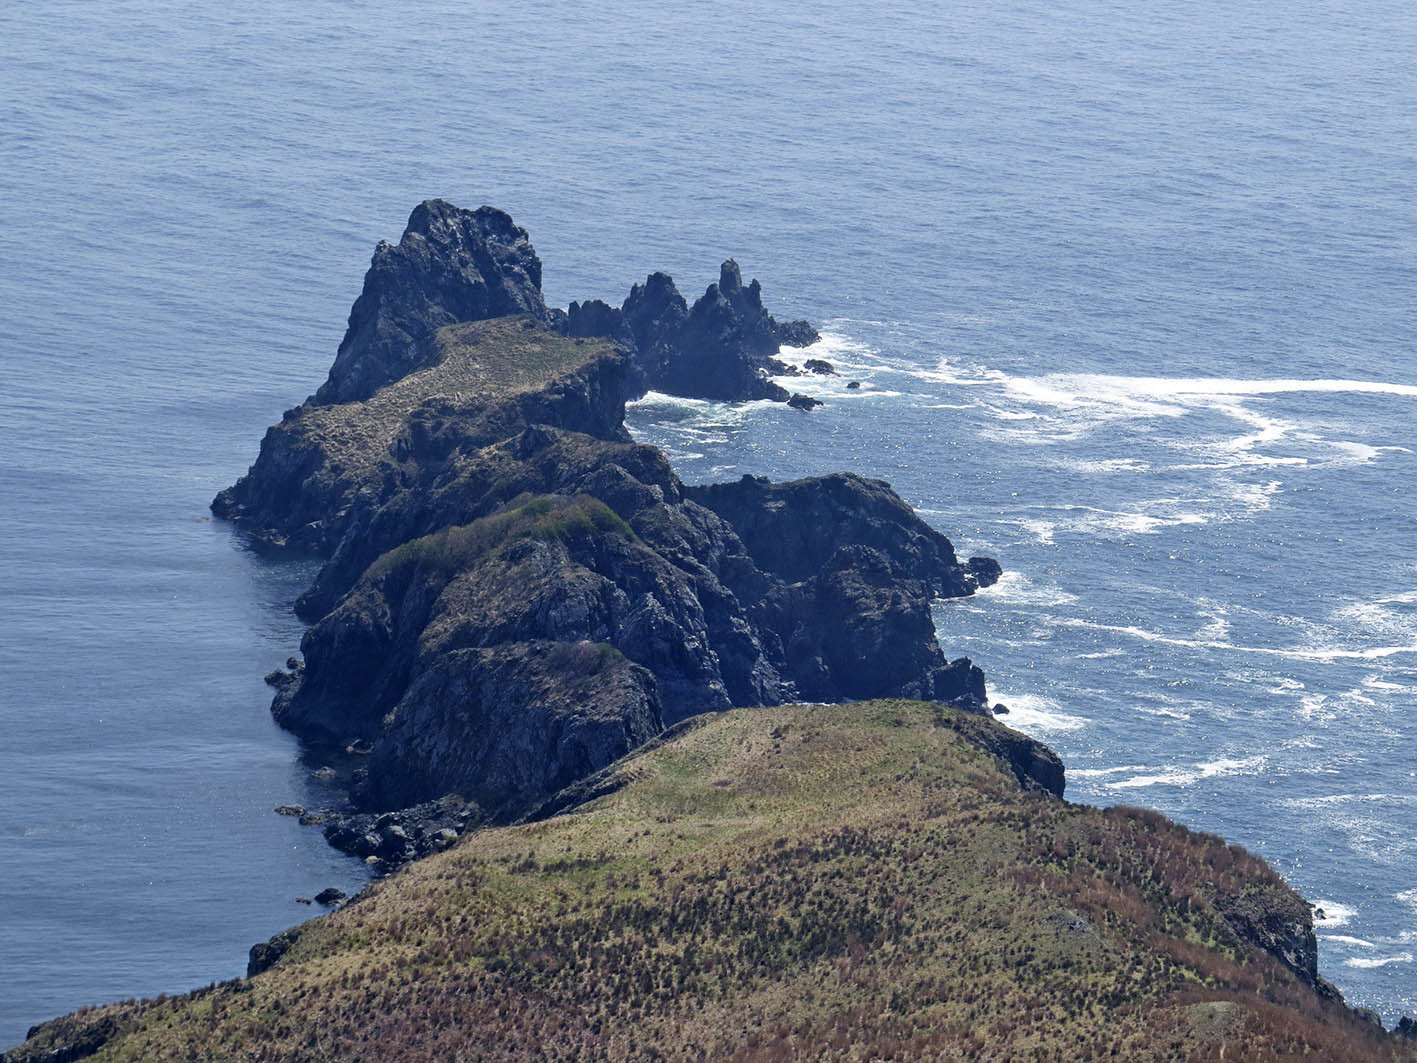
left=8, top=704, right=1405, bottom=1063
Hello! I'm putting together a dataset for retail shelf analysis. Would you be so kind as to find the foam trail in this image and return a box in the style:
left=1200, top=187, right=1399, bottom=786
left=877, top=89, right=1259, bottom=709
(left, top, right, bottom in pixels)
left=1322, top=935, right=1376, bottom=948
left=1054, top=616, right=1417, bottom=663
left=1001, top=374, right=1417, bottom=403
left=1345, top=953, right=1413, bottom=969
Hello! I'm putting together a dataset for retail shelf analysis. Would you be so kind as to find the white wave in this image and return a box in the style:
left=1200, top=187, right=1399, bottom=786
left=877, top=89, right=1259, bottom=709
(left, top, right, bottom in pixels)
left=1325, top=440, right=1412, bottom=465
left=1196, top=612, right=1231, bottom=643
left=1334, top=600, right=1417, bottom=634
left=1345, top=953, right=1413, bottom=969
left=920, top=358, right=1009, bottom=388
left=1053, top=457, right=1152, bottom=474
left=1313, top=900, right=1359, bottom=927
left=1321, top=935, right=1376, bottom=948
left=1280, top=794, right=1359, bottom=810
left=777, top=328, right=880, bottom=370
left=1377, top=590, right=1417, bottom=605
left=1395, top=889, right=1417, bottom=911
left=1297, top=693, right=1332, bottom=721
left=973, top=570, right=1077, bottom=608
left=1070, top=765, right=1153, bottom=779
left=1053, top=616, right=1417, bottom=664
left=1108, top=754, right=1268, bottom=791
left=1013, top=503, right=1212, bottom=541
left=1222, top=479, right=1284, bottom=511
left=938, top=367, right=1416, bottom=472
left=1140, top=705, right=1192, bottom=720
left=1015, top=518, right=1057, bottom=546
left=989, top=693, right=1089, bottom=734
left=1077, top=649, right=1124, bottom=659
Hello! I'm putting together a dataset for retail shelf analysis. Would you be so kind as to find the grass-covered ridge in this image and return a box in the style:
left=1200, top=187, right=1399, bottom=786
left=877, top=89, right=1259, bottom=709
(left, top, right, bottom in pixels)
left=11, top=702, right=1411, bottom=1062
left=268, top=317, right=622, bottom=500
left=365, top=493, right=635, bottom=581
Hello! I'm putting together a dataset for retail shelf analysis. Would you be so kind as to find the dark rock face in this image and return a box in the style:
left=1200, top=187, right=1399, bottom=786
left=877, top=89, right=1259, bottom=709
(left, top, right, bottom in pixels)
left=6, top=1014, right=119, bottom=1063
left=617, top=260, right=808, bottom=402
left=213, top=201, right=1002, bottom=835
left=565, top=298, right=627, bottom=344
left=942, top=709, right=1066, bottom=797
left=314, top=200, right=550, bottom=406
left=247, top=923, right=309, bottom=977
left=1214, top=889, right=1324, bottom=993
left=775, top=318, right=821, bottom=348
left=787, top=393, right=822, bottom=411
left=686, top=473, right=993, bottom=598
left=366, top=640, right=662, bottom=812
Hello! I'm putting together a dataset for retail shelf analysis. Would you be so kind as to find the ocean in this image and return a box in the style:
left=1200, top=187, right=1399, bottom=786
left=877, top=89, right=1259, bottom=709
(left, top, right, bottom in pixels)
left=2, top=0, right=1414, bottom=1045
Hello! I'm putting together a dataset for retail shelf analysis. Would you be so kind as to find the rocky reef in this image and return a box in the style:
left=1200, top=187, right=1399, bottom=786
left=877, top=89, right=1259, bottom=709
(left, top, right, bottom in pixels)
left=214, top=200, right=1000, bottom=855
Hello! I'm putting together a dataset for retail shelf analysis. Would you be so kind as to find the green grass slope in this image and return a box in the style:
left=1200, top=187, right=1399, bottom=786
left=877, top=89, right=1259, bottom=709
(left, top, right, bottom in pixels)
left=10, top=702, right=1411, bottom=1062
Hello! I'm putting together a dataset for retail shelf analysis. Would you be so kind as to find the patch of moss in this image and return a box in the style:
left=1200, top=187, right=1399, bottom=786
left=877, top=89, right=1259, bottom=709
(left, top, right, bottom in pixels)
left=365, top=494, right=634, bottom=582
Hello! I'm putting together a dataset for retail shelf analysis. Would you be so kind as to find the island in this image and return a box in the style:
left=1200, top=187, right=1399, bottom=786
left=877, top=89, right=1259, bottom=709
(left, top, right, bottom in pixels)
left=6, top=202, right=1413, bottom=1062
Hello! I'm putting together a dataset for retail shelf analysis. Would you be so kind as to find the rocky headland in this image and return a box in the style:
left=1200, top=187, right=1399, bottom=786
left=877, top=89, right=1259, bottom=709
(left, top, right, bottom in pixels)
left=7, top=201, right=1413, bottom=1061
left=213, top=200, right=1003, bottom=862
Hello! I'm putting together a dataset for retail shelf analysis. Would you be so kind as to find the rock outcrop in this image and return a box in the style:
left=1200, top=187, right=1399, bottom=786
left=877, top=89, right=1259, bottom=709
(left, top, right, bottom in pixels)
left=313, top=201, right=551, bottom=406
left=576, top=258, right=820, bottom=403
left=214, top=200, right=998, bottom=839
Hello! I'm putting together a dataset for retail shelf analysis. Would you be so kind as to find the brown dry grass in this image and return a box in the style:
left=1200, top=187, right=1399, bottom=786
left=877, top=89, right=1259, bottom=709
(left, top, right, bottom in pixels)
left=10, top=702, right=1411, bottom=1062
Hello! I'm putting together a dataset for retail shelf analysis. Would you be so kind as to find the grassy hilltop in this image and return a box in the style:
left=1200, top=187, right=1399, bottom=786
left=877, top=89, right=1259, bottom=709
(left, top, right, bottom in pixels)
left=12, top=702, right=1409, bottom=1062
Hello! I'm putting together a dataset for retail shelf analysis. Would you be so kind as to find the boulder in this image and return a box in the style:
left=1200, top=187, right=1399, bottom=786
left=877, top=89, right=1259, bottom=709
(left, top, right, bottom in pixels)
left=787, top=393, right=822, bottom=411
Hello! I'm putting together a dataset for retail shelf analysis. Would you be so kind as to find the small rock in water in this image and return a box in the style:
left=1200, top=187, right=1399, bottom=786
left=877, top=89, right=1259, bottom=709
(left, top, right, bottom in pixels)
left=345, top=739, right=374, bottom=755
left=314, top=887, right=348, bottom=907
left=846, top=380, right=861, bottom=389
left=312, top=766, right=336, bottom=781
left=803, top=358, right=836, bottom=375
left=992, top=703, right=1010, bottom=716
left=275, top=804, right=306, bottom=817
left=295, top=897, right=313, bottom=905
left=1314, top=907, right=1327, bottom=921
left=787, top=392, right=822, bottom=411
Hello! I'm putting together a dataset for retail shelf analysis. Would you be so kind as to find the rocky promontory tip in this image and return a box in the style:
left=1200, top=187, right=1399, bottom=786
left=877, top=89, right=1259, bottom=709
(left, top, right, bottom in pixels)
left=315, top=201, right=552, bottom=406
left=213, top=199, right=1000, bottom=848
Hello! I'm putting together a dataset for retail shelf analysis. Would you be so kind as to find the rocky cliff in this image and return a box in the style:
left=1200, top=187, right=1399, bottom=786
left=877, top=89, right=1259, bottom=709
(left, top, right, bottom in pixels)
left=214, top=201, right=999, bottom=840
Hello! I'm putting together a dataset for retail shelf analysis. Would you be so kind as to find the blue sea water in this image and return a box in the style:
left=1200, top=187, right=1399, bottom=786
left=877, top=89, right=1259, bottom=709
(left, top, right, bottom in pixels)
left=2, top=0, right=1416, bottom=1045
